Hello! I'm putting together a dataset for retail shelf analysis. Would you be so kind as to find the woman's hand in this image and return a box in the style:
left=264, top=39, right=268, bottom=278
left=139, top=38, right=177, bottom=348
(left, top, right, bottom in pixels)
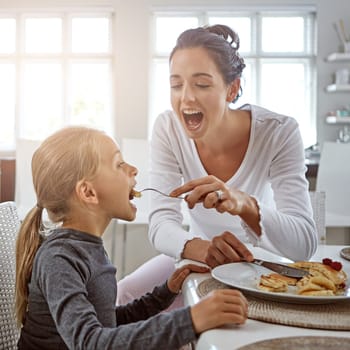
left=205, top=232, right=254, bottom=267
left=167, top=264, right=210, bottom=294
left=190, top=289, right=248, bottom=334
left=170, top=175, right=245, bottom=215
left=170, top=175, right=262, bottom=235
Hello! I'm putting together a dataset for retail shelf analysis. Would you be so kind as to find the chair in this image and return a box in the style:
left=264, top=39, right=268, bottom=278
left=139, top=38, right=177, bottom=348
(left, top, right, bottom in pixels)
left=15, top=138, right=41, bottom=220
left=309, top=191, right=326, bottom=244
left=0, top=201, right=20, bottom=349
left=316, top=141, right=350, bottom=227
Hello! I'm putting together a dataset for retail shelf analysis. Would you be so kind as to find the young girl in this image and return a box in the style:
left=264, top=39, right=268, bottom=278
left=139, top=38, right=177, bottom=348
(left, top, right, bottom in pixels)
left=15, top=126, right=248, bottom=349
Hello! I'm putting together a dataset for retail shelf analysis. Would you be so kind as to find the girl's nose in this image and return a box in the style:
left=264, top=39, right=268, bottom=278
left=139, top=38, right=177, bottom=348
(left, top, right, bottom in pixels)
left=131, top=164, right=138, bottom=176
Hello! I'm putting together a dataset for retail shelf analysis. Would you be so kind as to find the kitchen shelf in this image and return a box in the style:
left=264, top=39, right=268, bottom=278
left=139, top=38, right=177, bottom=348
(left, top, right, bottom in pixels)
left=325, top=116, right=350, bottom=124
left=326, top=52, right=350, bottom=62
left=326, top=84, right=350, bottom=92
left=324, top=52, right=350, bottom=125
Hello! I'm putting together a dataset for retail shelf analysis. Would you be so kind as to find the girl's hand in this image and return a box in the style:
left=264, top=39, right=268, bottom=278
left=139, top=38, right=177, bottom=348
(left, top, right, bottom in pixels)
left=167, top=264, right=210, bottom=294
left=190, top=289, right=248, bottom=334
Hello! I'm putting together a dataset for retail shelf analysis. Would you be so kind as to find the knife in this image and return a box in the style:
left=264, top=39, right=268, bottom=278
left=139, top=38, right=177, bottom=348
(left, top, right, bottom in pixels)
left=251, top=259, right=309, bottom=278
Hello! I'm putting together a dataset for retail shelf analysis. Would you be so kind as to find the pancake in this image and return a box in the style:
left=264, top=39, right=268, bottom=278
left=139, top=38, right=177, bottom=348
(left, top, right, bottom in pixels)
left=299, top=289, right=335, bottom=296
left=268, top=273, right=298, bottom=286
left=131, top=189, right=142, bottom=198
left=290, top=261, right=347, bottom=286
left=296, top=275, right=336, bottom=295
left=257, top=274, right=288, bottom=292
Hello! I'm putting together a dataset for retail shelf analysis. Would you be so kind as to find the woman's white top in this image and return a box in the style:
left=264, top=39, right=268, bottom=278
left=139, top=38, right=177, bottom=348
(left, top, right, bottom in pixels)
left=149, top=104, right=317, bottom=262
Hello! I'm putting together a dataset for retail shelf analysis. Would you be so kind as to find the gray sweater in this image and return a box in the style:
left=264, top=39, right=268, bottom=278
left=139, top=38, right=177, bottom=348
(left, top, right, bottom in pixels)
left=18, top=228, right=196, bottom=349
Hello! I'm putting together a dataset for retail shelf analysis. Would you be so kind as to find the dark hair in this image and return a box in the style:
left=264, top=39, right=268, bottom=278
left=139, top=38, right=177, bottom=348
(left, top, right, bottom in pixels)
left=170, top=24, right=246, bottom=102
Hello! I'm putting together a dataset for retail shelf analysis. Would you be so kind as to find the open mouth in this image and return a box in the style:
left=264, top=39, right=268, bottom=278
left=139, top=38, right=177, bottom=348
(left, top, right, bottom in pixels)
left=183, top=110, right=203, bottom=130
left=129, top=189, right=142, bottom=200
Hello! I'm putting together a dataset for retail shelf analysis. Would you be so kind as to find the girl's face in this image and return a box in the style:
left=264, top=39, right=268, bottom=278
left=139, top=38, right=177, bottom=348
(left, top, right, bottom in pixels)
left=169, top=46, right=234, bottom=140
left=92, top=135, right=138, bottom=222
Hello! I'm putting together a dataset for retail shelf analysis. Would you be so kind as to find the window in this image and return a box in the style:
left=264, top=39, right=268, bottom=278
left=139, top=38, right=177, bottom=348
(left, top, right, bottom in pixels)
left=150, top=9, right=316, bottom=147
left=0, top=12, right=113, bottom=152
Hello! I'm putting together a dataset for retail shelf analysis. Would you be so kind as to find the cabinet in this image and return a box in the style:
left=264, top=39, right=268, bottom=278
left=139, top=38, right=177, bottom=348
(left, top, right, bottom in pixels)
left=325, top=52, right=350, bottom=124
left=0, top=158, right=16, bottom=202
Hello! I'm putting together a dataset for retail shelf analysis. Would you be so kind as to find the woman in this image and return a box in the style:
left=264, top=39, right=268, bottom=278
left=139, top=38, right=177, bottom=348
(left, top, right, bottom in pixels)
left=117, top=24, right=317, bottom=305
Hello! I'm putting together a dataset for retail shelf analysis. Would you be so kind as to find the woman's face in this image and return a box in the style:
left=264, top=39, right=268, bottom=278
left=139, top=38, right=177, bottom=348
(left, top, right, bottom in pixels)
left=92, top=135, right=138, bottom=222
left=169, top=46, right=233, bottom=140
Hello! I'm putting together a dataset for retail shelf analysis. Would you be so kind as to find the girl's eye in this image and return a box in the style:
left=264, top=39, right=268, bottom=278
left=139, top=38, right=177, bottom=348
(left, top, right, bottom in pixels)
left=117, top=161, right=126, bottom=168
left=196, top=83, right=210, bottom=88
left=170, top=84, right=182, bottom=89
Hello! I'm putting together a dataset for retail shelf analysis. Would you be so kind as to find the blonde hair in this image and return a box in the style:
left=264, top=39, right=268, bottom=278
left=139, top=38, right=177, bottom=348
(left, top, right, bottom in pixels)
left=15, top=126, right=106, bottom=326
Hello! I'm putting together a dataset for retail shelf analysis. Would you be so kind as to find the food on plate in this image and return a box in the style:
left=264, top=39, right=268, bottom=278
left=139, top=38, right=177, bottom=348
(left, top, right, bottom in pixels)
left=257, top=274, right=288, bottom=293
left=290, top=259, right=347, bottom=295
left=296, top=275, right=336, bottom=296
left=268, top=273, right=298, bottom=286
left=257, top=258, right=347, bottom=296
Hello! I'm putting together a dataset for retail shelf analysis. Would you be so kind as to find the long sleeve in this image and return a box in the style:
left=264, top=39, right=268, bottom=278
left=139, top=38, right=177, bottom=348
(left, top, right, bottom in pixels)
left=18, top=229, right=197, bottom=350
left=148, top=106, right=317, bottom=262
left=115, top=282, right=177, bottom=323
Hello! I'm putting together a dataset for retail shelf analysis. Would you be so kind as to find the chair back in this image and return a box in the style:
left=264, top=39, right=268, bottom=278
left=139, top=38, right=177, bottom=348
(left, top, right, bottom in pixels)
left=309, top=191, right=326, bottom=244
left=316, top=141, right=350, bottom=226
left=15, top=138, right=41, bottom=220
left=0, top=201, right=20, bottom=349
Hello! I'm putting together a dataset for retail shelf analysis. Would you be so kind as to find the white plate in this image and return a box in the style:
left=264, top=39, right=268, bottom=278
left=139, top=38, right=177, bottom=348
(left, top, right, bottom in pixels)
left=211, top=262, right=350, bottom=304
left=340, top=247, right=350, bottom=261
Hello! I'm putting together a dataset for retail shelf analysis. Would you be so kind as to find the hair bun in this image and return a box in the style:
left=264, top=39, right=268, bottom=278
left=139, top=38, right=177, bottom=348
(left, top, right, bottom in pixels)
left=206, top=24, right=240, bottom=51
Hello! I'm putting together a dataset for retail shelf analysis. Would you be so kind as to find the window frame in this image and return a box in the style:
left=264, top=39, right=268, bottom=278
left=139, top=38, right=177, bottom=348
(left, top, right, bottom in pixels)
left=0, top=9, right=115, bottom=155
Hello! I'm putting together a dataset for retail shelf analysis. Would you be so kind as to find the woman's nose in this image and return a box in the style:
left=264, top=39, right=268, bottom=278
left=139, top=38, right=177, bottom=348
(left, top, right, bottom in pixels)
left=181, top=84, right=195, bottom=102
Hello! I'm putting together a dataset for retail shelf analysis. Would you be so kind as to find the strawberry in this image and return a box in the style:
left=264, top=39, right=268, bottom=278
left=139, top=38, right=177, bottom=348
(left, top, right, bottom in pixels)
left=330, top=261, right=342, bottom=271
left=322, top=258, right=332, bottom=265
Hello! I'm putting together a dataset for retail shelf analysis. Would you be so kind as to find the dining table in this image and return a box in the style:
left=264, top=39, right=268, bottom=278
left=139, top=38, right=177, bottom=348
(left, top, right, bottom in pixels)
left=180, top=244, right=350, bottom=350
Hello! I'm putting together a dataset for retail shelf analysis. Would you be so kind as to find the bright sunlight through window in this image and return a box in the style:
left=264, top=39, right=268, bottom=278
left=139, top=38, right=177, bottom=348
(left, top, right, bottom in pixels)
left=0, top=12, right=113, bottom=150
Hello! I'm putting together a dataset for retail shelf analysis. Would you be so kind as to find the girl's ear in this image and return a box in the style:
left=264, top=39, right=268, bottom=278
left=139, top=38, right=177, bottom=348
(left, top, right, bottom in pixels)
left=75, top=180, right=99, bottom=204
left=226, top=78, right=241, bottom=102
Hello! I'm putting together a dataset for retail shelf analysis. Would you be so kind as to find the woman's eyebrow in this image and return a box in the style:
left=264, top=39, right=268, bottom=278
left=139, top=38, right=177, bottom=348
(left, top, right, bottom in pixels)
left=192, top=72, right=213, bottom=78
left=170, top=72, right=213, bottom=79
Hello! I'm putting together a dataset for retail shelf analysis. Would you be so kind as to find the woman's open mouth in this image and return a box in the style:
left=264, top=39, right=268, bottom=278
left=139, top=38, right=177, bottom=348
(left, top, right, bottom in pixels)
left=183, top=109, right=203, bottom=131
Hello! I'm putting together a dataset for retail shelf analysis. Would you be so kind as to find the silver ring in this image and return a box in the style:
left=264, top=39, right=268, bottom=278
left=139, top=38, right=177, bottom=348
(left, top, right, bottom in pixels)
left=215, top=190, right=224, bottom=201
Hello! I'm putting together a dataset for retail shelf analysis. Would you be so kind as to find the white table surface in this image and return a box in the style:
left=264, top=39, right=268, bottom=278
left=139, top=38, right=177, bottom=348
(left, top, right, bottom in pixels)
left=180, top=245, right=350, bottom=350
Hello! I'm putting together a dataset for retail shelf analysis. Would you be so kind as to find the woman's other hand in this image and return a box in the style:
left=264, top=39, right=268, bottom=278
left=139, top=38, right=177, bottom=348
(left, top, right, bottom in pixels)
left=182, top=233, right=254, bottom=268
left=190, top=289, right=248, bottom=334
left=205, top=232, right=254, bottom=267
left=167, top=264, right=209, bottom=294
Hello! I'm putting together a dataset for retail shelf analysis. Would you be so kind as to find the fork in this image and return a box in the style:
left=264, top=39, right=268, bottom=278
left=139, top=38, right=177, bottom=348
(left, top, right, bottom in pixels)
left=138, top=188, right=186, bottom=199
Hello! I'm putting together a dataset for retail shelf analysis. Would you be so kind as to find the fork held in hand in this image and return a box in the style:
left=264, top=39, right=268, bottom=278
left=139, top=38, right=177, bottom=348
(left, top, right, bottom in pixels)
left=138, top=188, right=186, bottom=199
